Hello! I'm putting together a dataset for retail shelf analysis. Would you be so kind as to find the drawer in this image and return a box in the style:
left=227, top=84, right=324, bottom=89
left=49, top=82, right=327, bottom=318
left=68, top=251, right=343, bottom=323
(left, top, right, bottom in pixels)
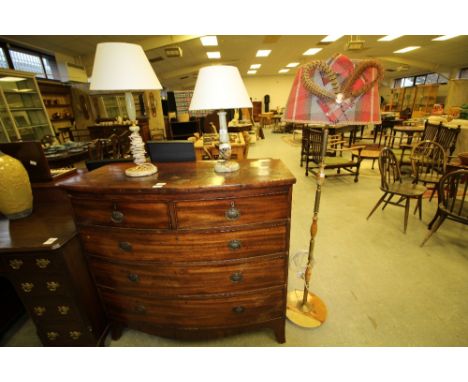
left=13, top=273, right=69, bottom=298
left=176, top=193, right=290, bottom=229
left=88, top=254, right=287, bottom=297
left=100, top=287, right=285, bottom=329
left=38, top=322, right=96, bottom=346
left=26, top=297, right=83, bottom=324
left=4, top=253, right=62, bottom=273
left=71, top=198, right=170, bottom=229
left=79, top=224, right=288, bottom=262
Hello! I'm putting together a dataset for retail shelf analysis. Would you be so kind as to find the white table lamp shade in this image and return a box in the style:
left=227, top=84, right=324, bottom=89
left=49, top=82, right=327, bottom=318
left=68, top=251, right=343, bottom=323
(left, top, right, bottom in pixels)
left=190, top=65, right=252, bottom=110
left=90, top=42, right=162, bottom=91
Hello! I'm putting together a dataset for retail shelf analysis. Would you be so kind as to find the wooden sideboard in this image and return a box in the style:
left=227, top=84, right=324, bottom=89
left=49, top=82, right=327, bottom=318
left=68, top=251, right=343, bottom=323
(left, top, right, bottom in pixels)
left=59, top=159, right=296, bottom=343
left=0, top=203, right=108, bottom=346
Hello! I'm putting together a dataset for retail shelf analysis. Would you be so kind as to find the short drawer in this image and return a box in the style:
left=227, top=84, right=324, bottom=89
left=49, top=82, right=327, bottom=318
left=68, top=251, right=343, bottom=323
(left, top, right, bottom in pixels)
left=71, top=198, right=170, bottom=229
left=27, top=298, right=83, bottom=324
left=13, top=273, right=69, bottom=298
left=100, top=287, right=285, bottom=329
left=38, top=322, right=96, bottom=347
left=88, top=254, right=287, bottom=297
left=4, top=254, right=62, bottom=273
left=79, top=224, right=288, bottom=262
left=176, top=193, right=290, bottom=229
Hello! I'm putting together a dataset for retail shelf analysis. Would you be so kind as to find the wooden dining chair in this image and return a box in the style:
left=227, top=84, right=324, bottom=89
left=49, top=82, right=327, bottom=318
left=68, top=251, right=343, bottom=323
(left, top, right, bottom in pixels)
left=367, top=147, right=427, bottom=233
left=421, top=169, right=468, bottom=246
left=410, top=140, right=447, bottom=201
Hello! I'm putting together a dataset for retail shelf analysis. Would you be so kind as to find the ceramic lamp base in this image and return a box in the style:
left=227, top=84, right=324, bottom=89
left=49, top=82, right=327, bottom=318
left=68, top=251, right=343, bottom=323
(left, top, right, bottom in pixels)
left=286, top=290, right=327, bottom=328
left=125, top=163, right=158, bottom=177
left=214, top=160, right=240, bottom=173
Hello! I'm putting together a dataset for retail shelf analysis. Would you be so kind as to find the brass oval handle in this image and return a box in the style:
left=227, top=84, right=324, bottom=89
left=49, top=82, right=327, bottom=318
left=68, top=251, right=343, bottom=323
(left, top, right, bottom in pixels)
left=230, top=272, right=243, bottom=283
left=36, top=258, right=51, bottom=269
left=47, top=331, right=59, bottom=341
left=33, top=306, right=46, bottom=316
left=57, top=305, right=70, bottom=315
left=232, top=306, right=245, bottom=314
left=128, top=273, right=139, bottom=283
left=225, top=202, right=240, bottom=220
left=21, top=282, right=34, bottom=293
left=9, top=259, right=23, bottom=270
left=135, top=304, right=146, bottom=314
left=69, top=331, right=82, bottom=340
left=46, top=281, right=60, bottom=292
left=228, top=239, right=242, bottom=250
left=111, top=210, right=124, bottom=224
left=118, top=241, right=133, bottom=252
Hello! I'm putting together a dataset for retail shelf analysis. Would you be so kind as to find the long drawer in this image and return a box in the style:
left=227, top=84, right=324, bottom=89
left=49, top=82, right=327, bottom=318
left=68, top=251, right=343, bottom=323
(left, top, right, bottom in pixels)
left=71, top=198, right=170, bottom=229
left=79, top=224, right=288, bottom=263
left=100, top=286, right=285, bottom=329
left=176, top=192, right=290, bottom=229
left=88, top=254, right=287, bottom=297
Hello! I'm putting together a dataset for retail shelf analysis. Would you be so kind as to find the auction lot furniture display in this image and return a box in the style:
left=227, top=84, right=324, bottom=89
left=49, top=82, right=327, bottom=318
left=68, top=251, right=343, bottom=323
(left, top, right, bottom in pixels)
left=60, top=159, right=296, bottom=343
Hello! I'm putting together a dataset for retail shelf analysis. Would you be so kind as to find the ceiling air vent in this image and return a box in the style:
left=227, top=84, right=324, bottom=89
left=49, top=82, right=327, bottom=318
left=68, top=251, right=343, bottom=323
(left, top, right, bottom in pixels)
left=165, top=47, right=183, bottom=58
left=345, top=37, right=365, bottom=51
left=149, top=56, right=164, bottom=63
left=179, top=75, right=189, bottom=80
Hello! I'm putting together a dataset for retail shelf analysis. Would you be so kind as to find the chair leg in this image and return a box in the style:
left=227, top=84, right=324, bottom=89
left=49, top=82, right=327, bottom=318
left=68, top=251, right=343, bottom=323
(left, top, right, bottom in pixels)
left=418, top=196, right=423, bottom=220
left=371, top=159, right=376, bottom=170
left=420, top=215, right=447, bottom=247
left=428, top=186, right=437, bottom=202
left=428, top=210, right=439, bottom=229
left=403, top=197, right=410, bottom=233
left=367, top=193, right=387, bottom=220
left=382, top=194, right=394, bottom=211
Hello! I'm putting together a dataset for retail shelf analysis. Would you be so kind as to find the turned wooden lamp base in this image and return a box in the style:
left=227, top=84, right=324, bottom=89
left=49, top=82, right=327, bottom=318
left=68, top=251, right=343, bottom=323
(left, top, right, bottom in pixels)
left=286, top=290, right=327, bottom=328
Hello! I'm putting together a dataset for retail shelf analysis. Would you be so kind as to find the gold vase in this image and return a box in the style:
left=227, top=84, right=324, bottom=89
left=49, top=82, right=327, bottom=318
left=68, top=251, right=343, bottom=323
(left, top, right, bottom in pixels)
left=0, top=150, right=33, bottom=219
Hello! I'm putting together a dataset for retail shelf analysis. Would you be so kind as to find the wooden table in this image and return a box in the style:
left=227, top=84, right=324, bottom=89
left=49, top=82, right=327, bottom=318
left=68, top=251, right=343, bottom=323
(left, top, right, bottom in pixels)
left=390, top=125, right=424, bottom=147
left=194, top=132, right=246, bottom=161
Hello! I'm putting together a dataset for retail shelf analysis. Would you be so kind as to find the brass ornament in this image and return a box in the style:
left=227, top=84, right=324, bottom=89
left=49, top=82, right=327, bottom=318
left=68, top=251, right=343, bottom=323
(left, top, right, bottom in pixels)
left=36, top=258, right=51, bottom=269
left=46, top=281, right=60, bottom=292
left=21, top=282, right=34, bottom=292
left=57, top=305, right=70, bottom=315
left=47, top=331, right=59, bottom=341
left=69, top=331, right=82, bottom=340
left=9, top=259, right=23, bottom=270
left=33, top=306, right=46, bottom=316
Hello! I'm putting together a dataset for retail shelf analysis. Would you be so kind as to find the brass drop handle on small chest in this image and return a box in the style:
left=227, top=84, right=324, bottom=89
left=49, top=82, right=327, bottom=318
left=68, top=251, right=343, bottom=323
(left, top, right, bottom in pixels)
left=230, top=272, right=243, bottom=283
left=232, top=306, right=245, bottom=314
left=128, top=273, right=140, bottom=283
left=46, top=281, right=60, bottom=292
left=21, top=282, right=34, bottom=293
left=225, top=201, right=240, bottom=220
left=9, top=259, right=23, bottom=270
left=57, top=305, right=70, bottom=315
left=33, top=306, right=46, bottom=316
left=111, top=204, right=124, bottom=224
left=119, top=241, right=133, bottom=252
left=36, top=258, right=50, bottom=269
left=69, top=331, right=82, bottom=340
left=47, top=331, right=59, bottom=341
left=228, top=239, right=242, bottom=250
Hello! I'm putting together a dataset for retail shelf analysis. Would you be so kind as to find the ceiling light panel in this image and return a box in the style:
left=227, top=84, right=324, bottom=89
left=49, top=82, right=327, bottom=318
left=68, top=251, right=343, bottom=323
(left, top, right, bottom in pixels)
left=394, top=46, right=420, bottom=53
left=303, top=48, right=322, bottom=56
left=250, top=64, right=261, bottom=69
left=256, top=50, right=271, bottom=57
left=206, top=51, right=221, bottom=59
left=286, top=62, right=299, bottom=68
left=247, top=70, right=257, bottom=75
left=200, top=36, right=218, bottom=46
left=432, top=35, right=459, bottom=41
left=278, top=69, right=290, bottom=73
left=321, top=35, right=343, bottom=42
left=378, top=35, right=404, bottom=41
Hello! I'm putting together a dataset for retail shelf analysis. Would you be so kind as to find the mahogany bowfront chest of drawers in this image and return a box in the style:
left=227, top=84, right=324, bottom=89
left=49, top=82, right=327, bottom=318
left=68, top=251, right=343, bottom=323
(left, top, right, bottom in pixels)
left=60, top=159, right=296, bottom=343
left=0, top=203, right=108, bottom=346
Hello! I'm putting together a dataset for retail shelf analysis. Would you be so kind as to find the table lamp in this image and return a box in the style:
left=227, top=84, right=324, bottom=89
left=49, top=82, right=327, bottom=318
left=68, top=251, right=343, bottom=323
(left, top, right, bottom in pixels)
left=283, top=53, right=383, bottom=328
left=189, top=65, right=252, bottom=173
left=90, top=42, right=162, bottom=177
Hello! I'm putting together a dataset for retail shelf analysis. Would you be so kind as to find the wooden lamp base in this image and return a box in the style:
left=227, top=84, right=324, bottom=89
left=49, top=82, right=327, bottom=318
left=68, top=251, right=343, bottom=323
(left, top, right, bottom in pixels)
left=286, top=290, right=327, bottom=328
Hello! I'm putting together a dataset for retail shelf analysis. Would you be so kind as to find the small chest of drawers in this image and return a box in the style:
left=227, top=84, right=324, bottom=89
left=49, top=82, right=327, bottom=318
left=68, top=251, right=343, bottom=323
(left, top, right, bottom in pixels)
left=0, top=203, right=108, bottom=346
left=61, top=159, right=296, bottom=343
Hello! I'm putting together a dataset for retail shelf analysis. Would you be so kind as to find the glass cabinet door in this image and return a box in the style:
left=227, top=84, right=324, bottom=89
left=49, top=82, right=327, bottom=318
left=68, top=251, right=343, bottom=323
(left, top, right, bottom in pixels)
left=0, top=70, right=55, bottom=141
left=0, top=92, right=18, bottom=142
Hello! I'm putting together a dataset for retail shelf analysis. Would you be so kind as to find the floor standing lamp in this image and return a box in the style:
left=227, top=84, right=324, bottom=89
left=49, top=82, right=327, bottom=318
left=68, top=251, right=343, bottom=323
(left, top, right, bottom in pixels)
left=283, top=53, right=383, bottom=328
left=90, top=42, right=163, bottom=177
left=189, top=65, right=252, bottom=173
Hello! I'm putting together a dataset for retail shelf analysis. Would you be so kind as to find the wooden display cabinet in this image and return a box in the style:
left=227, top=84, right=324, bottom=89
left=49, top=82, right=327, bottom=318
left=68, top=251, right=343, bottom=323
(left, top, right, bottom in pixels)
left=412, top=85, right=438, bottom=118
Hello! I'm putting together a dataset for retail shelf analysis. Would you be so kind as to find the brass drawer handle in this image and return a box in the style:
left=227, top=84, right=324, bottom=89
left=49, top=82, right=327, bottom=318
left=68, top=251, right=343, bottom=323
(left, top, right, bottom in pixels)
left=118, top=241, right=133, bottom=252
left=232, top=306, right=245, bottom=314
left=33, top=306, right=46, bottom=316
left=128, top=273, right=139, bottom=283
left=36, top=258, right=51, bottom=269
left=228, top=239, right=242, bottom=250
left=9, top=259, right=23, bottom=270
left=69, top=331, right=82, bottom=340
left=57, top=305, right=70, bottom=315
left=135, top=304, right=146, bottom=314
left=225, top=202, right=240, bottom=220
left=21, top=282, right=34, bottom=293
left=111, top=209, right=124, bottom=224
left=47, top=331, right=59, bottom=341
left=46, top=281, right=60, bottom=292
left=230, top=272, right=243, bottom=283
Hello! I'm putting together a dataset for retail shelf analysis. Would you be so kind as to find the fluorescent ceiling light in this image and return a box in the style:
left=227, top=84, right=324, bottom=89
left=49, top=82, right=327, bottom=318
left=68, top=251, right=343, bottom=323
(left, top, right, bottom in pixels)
left=321, top=35, right=343, bottom=42
left=200, top=36, right=218, bottom=46
left=394, top=46, right=420, bottom=53
left=250, top=64, right=261, bottom=69
left=206, top=51, right=221, bottom=59
left=432, top=35, right=459, bottom=41
left=286, top=62, right=299, bottom=68
left=278, top=69, right=290, bottom=73
left=247, top=70, right=257, bottom=75
left=303, top=48, right=322, bottom=56
left=378, top=35, right=404, bottom=41
left=256, top=50, right=271, bottom=57
left=0, top=76, right=27, bottom=82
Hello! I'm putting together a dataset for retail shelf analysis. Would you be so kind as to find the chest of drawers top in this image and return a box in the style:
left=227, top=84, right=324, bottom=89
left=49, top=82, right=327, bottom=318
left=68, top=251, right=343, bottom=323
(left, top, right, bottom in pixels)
left=58, top=159, right=296, bottom=196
